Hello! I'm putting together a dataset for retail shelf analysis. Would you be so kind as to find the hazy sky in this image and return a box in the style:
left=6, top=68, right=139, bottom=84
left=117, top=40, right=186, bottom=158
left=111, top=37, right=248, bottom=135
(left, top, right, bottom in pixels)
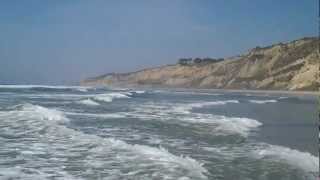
left=0, top=0, right=317, bottom=85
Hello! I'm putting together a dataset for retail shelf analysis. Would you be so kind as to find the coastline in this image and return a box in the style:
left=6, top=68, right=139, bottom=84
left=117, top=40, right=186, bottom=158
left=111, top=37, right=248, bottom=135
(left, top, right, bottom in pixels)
left=204, top=88, right=320, bottom=96
left=93, top=84, right=320, bottom=97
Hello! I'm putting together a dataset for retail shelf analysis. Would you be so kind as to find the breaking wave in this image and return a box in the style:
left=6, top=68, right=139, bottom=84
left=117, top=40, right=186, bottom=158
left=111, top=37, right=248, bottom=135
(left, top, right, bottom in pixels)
left=77, top=99, right=100, bottom=106
left=253, top=144, right=319, bottom=173
left=0, top=104, right=208, bottom=179
left=16, top=103, right=69, bottom=123
left=93, top=92, right=131, bottom=103
left=169, top=100, right=239, bottom=114
left=130, top=102, right=261, bottom=137
left=249, top=99, right=278, bottom=104
left=189, top=100, right=239, bottom=109
left=173, top=91, right=223, bottom=96
left=65, top=111, right=126, bottom=119
left=182, top=114, right=262, bottom=137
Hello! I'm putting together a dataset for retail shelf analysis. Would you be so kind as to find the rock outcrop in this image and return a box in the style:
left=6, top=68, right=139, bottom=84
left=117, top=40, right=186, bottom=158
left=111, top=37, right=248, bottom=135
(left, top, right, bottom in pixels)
left=81, top=37, right=320, bottom=91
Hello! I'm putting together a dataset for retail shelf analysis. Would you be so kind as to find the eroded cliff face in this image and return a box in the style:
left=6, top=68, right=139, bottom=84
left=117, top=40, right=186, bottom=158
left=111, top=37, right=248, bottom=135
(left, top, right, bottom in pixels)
left=82, top=37, right=320, bottom=91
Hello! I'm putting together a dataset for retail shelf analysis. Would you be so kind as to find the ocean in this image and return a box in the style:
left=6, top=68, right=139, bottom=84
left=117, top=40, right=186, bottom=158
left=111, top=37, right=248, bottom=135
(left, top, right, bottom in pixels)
left=0, top=85, right=318, bottom=180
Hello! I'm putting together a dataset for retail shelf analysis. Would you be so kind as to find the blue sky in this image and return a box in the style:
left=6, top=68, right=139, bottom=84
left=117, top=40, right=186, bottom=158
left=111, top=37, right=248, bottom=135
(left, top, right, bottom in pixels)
left=0, top=0, right=317, bottom=84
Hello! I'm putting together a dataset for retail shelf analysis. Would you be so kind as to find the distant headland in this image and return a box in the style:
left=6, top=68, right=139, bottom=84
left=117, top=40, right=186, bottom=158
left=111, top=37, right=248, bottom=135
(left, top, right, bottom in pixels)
left=82, top=37, right=320, bottom=91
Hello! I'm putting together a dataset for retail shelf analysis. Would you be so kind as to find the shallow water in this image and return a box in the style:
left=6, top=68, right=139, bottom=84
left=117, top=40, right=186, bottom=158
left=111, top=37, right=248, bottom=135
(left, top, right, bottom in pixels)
left=0, top=85, right=318, bottom=180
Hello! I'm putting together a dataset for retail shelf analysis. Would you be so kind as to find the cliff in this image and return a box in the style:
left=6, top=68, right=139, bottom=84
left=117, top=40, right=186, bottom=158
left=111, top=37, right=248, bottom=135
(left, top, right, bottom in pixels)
left=81, top=37, right=320, bottom=91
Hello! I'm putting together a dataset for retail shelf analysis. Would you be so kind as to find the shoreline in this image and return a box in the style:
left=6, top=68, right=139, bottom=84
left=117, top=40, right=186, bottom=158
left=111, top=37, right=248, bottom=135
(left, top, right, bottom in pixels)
left=203, top=88, right=319, bottom=96
left=101, top=84, right=320, bottom=97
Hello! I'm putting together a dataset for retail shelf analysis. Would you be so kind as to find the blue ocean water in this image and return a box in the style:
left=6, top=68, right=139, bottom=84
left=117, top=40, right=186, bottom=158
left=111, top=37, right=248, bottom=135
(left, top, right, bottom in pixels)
left=0, top=85, right=318, bottom=180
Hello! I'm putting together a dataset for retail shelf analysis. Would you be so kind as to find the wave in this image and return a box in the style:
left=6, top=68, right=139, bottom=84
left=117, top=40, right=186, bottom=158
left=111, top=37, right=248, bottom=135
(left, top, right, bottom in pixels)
left=98, top=139, right=208, bottom=179
left=93, top=92, right=131, bottom=102
left=249, top=99, right=278, bottom=104
left=0, top=167, right=80, bottom=180
left=210, top=116, right=262, bottom=137
left=202, top=142, right=318, bottom=178
left=130, top=102, right=261, bottom=137
left=76, top=88, right=88, bottom=92
left=182, top=114, right=262, bottom=137
left=189, top=100, right=239, bottom=109
left=0, top=104, right=207, bottom=179
left=174, top=91, right=223, bottom=96
left=65, top=112, right=126, bottom=119
left=154, top=90, right=222, bottom=96
left=18, top=103, right=69, bottom=123
left=0, top=104, right=70, bottom=129
left=13, top=91, right=133, bottom=103
left=0, top=85, right=91, bottom=92
left=253, top=144, right=319, bottom=174
left=171, top=100, right=240, bottom=114
left=77, top=99, right=100, bottom=106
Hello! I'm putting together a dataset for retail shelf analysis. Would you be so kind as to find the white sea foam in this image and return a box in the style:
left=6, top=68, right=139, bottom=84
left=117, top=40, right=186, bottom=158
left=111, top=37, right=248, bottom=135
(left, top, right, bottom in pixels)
left=130, top=102, right=261, bottom=136
left=96, top=139, right=208, bottom=179
left=137, top=100, right=240, bottom=115
left=212, top=116, right=262, bottom=136
left=0, top=104, right=208, bottom=179
left=249, top=99, right=278, bottom=104
left=189, top=100, right=239, bottom=108
left=171, top=100, right=240, bottom=114
left=0, top=167, right=80, bottom=180
left=22, top=91, right=132, bottom=102
left=253, top=144, right=319, bottom=173
left=77, top=99, right=100, bottom=106
left=131, top=102, right=191, bottom=116
left=65, top=112, right=126, bottom=119
left=93, top=92, right=131, bottom=102
left=76, top=87, right=89, bottom=92
left=182, top=114, right=262, bottom=137
left=20, top=103, right=69, bottom=123
left=173, top=91, right=223, bottom=96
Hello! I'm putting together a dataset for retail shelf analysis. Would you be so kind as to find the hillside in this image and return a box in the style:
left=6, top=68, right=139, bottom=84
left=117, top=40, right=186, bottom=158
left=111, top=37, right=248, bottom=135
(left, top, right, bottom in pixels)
left=81, top=37, right=320, bottom=91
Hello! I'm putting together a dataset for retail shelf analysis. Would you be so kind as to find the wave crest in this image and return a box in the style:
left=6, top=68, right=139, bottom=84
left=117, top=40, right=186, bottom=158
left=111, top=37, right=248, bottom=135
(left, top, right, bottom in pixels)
left=253, top=144, right=319, bottom=173
left=77, top=99, right=100, bottom=106
left=183, top=114, right=262, bottom=137
left=189, top=100, right=239, bottom=109
left=130, top=102, right=261, bottom=137
left=19, top=104, right=69, bottom=123
left=249, top=99, right=277, bottom=104
left=0, top=104, right=207, bottom=179
left=93, top=92, right=131, bottom=102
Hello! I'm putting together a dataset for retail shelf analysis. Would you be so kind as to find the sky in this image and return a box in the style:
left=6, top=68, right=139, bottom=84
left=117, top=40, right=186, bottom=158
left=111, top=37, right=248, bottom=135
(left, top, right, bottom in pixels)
left=0, top=0, right=317, bottom=85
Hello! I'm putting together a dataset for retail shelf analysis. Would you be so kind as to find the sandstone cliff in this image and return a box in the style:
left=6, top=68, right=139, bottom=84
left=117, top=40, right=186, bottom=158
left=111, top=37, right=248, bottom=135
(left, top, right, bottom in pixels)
left=82, top=37, right=320, bottom=91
